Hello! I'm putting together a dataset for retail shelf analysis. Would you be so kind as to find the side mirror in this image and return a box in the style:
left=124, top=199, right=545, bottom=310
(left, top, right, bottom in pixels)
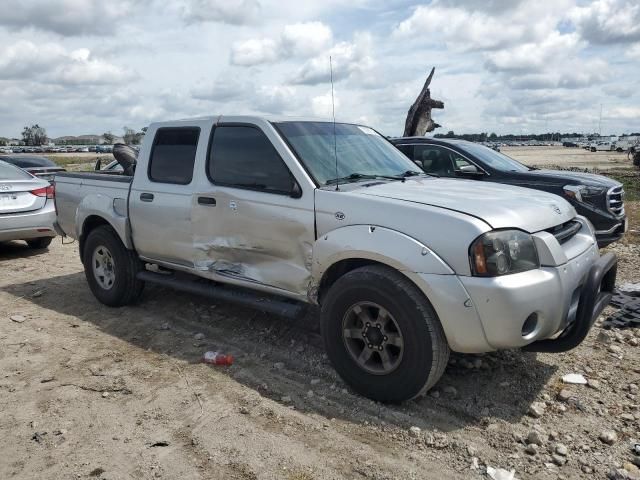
left=94, top=158, right=102, bottom=171
left=458, top=164, right=481, bottom=175
left=290, top=181, right=302, bottom=199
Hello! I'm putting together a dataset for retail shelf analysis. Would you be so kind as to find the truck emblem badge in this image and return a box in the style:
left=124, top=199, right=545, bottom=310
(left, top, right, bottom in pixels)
left=551, top=204, right=562, bottom=214
left=229, top=201, right=237, bottom=211
left=335, top=211, right=345, bottom=220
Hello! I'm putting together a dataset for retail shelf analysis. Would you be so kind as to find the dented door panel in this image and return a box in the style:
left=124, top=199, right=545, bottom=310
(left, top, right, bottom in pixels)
left=191, top=186, right=315, bottom=296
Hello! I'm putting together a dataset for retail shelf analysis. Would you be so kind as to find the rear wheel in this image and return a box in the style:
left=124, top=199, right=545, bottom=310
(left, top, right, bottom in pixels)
left=26, top=237, right=52, bottom=249
left=82, top=225, right=144, bottom=306
left=321, top=265, right=449, bottom=403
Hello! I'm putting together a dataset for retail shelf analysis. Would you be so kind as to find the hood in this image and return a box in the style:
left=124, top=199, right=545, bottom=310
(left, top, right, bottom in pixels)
left=354, top=177, right=576, bottom=232
left=528, top=169, right=621, bottom=188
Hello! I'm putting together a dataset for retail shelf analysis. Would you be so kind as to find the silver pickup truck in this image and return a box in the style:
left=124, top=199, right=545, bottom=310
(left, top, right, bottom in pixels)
left=54, top=116, right=617, bottom=403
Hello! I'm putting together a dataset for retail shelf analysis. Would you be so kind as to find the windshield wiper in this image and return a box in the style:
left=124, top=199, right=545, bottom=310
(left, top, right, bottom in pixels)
left=325, top=172, right=404, bottom=185
left=400, top=170, right=438, bottom=178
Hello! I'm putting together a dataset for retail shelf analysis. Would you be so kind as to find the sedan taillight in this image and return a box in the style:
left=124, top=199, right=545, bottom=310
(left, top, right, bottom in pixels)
left=30, top=185, right=55, bottom=199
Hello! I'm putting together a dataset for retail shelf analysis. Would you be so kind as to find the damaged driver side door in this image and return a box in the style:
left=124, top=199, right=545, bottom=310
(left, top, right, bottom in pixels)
left=191, top=123, right=315, bottom=298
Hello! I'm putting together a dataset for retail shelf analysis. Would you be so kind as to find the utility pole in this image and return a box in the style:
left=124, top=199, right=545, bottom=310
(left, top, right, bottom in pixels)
left=598, top=104, right=602, bottom=137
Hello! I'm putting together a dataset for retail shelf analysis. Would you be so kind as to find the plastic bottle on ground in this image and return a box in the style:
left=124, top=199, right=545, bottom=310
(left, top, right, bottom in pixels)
left=202, top=351, right=234, bottom=366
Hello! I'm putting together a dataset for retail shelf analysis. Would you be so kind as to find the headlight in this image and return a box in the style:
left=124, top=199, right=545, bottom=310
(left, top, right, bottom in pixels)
left=469, top=230, right=539, bottom=277
left=563, top=184, right=606, bottom=203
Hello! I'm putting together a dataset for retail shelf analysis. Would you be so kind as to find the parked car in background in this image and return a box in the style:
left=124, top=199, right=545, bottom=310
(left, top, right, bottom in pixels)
left=54, top=116, right=617, bottom=403
left=0, top=155, right=66, bottom=182
left=0, top=160, right=56, bottom=249
left=590, top=142, right=614, bottom=152
left=392, top=137, right=627, bottom=246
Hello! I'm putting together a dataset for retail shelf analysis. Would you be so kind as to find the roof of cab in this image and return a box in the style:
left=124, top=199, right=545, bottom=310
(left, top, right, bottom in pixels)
left=147, top=115, right=337, bottom=129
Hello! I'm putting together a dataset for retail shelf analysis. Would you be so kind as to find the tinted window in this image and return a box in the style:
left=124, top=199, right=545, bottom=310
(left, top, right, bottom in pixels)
left=209, top=126, right=294, bottom=194
left=149, top=128, right=199, bottom=184
left=0, top=160, right=33, bottom=180
left=413, top=145, right=475, bottom=177
left=459, top=143, right=529, bottom=172
left=414, top=145, right=454, bottom=176
left=3, top=156, right=57, bottom=168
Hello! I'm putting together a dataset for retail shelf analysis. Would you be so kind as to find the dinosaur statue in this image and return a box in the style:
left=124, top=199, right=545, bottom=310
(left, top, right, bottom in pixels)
left=403, top=67, right=444, bottom=137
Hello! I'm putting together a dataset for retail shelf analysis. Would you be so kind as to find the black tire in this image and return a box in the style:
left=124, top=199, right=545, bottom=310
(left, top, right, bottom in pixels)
left=26, top=237, right=53, bottom=249
left=321, top=265, right=449, bottom=403
left=82, top=225, right=144, bottom=307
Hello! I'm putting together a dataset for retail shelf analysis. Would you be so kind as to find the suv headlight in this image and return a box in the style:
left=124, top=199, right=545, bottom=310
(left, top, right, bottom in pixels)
left=563, top=184, right=606, bottom=203
left=469, top=230, right=539, bottom=277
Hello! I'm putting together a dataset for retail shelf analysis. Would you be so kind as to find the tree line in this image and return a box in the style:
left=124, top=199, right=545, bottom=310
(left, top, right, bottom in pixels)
left=434, top=131, right=640, bottom=142
left=8, top=124, right=147, bottom=146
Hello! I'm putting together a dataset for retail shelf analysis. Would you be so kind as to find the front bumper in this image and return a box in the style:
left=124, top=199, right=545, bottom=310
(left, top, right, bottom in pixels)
left=573, top=202, right=626, bottom=247
left=431, top=242, right=617, bottom=353
left=0, top=201, right=57, bottom=242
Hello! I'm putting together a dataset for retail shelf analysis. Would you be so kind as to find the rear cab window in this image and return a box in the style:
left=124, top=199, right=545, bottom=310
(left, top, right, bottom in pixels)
left=148, top=127, right=200, bottom=184
left=207, top=125, right=296, bottom=195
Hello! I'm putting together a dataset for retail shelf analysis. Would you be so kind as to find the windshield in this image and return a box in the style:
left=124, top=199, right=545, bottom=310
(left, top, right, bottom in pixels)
left=0, top=160, right=33, bottom=180
left=459, top=143, right=530, bottom=173
left=275, top=121, right=422, bottom=185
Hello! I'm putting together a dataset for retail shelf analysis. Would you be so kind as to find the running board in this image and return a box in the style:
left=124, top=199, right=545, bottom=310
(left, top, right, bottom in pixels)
left=136, top=270, right=307, bottom=319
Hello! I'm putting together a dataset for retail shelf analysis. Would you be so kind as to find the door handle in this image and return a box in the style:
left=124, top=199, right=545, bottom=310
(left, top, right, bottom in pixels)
left=140, top=193, right=154, bottom=202
left=198, top=197, right=216, bottom=206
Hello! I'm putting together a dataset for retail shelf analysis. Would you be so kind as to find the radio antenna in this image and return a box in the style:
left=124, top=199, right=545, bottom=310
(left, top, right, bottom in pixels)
left=330, top=56, right=339, bottom=191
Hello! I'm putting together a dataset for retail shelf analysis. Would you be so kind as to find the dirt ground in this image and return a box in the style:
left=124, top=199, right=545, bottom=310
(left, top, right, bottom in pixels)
left=1, top=224, right=639, bottom=480
left=2, top=145, right=640, bottom=479
left=502, top=146, right=632, bottom=171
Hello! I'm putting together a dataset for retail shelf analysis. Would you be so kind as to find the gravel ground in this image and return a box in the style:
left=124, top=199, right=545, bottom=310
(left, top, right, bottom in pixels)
left=1, top=207, right=639, bottom=479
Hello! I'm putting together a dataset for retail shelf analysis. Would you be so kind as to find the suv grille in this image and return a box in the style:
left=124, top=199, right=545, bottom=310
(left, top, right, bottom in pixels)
left=546, top=220, right=582, bottom=244
left=607, top=186, right=625, bottom=217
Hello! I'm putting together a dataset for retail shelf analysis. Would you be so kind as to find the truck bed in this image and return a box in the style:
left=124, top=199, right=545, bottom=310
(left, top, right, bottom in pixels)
left=54, top=171, right=132, bottom=240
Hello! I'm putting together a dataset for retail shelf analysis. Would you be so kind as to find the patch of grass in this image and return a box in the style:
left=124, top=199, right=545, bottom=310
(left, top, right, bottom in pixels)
left=44, top=154, right=112, bottom=168
left=602, top=170, right=640, bottom=201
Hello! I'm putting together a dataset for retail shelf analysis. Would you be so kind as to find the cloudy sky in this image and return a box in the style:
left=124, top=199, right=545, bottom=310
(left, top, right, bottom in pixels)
left=0, top=0, right=639, bottom=139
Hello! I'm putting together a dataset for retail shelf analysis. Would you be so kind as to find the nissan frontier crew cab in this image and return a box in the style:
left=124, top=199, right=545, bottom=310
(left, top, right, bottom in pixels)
left=54, top=116, right=617, bottom=403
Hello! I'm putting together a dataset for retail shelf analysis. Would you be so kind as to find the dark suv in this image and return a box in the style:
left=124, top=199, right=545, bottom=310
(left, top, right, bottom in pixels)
left=391, top=137, right=626, bottom=247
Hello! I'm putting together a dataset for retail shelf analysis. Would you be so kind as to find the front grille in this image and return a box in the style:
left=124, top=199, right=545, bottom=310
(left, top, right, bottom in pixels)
left=607, top=186, right=625, bottom=217
left=546, top=220, right=582, bottom=244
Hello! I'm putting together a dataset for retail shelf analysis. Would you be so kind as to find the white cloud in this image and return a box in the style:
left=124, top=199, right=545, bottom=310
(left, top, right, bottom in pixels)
left=607, top=106, right=640, bottom=119
left=230, top=38, right=280, bottom=66
left=311, top=90, right=340, bottom=118
left=191, top=76, right=254, bottom=101
left=280, top=22, right=332, bottom=57
left=485, top=32, right=581, bottom=73
left=293, top=32, right=374, bottom=85
left=254, top=85, right=298, bottom=113
left=0, top=0, right=638, bottom=139
left=181, top=0, right=261, bottom=25
left=393, top=1, right=568, bottom=51
left=0, top=0, right=141, bottom=36
left=0, top=41, right=135, bottom=85
left=626, top=43, right=640, bottom=60
left=570, top=0, right=640, bottom=44
left=230, top=21, right=332, bottom=66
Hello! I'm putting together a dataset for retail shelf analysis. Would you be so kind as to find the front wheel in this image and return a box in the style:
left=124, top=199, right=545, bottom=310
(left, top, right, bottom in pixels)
left=321, top=265, right=449, bottom=403
left=82, top=225, right=144, bottom=307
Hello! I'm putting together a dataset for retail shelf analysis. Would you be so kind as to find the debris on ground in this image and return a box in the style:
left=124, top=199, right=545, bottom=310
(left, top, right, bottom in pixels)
left=562, top=373, right=587, bottom=384
left=486, top=465, right=517, bottom=480
left=9, top=314, right=25, bottom=323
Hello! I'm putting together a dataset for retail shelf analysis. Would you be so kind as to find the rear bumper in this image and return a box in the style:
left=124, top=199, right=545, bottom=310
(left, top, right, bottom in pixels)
left=0, top=201, right=56, bottom=241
